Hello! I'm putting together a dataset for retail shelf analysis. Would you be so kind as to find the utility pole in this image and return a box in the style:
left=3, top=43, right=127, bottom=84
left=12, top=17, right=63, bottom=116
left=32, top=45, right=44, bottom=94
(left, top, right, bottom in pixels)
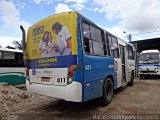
left=123, top=31, right=132, bottom=42
left=128, top=34, right=132, bottom=42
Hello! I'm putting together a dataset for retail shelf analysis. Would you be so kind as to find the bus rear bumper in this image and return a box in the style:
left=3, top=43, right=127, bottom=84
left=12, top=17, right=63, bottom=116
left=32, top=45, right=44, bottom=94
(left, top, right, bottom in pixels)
left=26, top=80, right=82, bottom=102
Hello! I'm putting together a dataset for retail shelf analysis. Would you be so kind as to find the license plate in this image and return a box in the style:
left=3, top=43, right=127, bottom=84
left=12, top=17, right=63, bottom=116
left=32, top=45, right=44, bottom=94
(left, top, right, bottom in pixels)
left=41, top=77, right=50, bottom=82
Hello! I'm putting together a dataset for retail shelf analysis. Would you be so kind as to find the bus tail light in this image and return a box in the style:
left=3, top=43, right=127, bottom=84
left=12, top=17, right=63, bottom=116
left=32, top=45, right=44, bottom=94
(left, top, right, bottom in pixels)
left=68, top=71, right=74, bottom=77
left=67, top=65, right=82, bottom=84
left=67, top=65, right=74, bottom=84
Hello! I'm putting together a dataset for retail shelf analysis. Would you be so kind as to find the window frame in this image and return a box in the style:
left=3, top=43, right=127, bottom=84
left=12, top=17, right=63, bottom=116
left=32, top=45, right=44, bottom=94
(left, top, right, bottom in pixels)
left=127, top=44, right=135, bottom=60
left=82, top=20, right=107, bottom=57
left=106, top=33, right=119, bottom=58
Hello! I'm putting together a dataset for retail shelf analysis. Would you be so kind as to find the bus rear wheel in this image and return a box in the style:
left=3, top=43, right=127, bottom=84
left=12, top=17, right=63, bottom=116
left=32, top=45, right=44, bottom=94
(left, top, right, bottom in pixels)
left=100, top=78, right=114, bottom=106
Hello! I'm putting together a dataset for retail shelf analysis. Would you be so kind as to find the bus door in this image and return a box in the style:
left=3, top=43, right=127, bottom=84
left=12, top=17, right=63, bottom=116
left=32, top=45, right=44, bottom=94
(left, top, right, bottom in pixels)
left=119, top=45, right=126, bottom=84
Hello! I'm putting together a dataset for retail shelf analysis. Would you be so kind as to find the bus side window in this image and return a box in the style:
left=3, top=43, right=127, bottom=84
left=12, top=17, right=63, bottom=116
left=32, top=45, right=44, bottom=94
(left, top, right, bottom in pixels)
left=3, top=51, right=15, bottom=59
left=83, top=22, right=90, bottom=38
left=83, top=22, right=105, bottom=56
left=84, top=38, right=93, bottom=54
left=127, top=45, right=134, bottom=60
left=15, top=52, right=24, bottom=67
left=111, top=37, right=119, bottom=58
left=102, top=31, right=107, bottom=55
left=83, top=22, right=93, bottom=54
left=106, top=34, right=119, bottom=58
left=90, top=26, right=105, bottom=56
left=105, top=34, right=111, bottom=56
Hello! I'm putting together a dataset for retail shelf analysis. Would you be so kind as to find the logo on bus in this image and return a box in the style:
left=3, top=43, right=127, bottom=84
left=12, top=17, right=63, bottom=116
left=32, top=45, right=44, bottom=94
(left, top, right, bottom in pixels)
left=32, top=25, right=44, bottom=36
left=114, top=61, right=118, bottom=72
left=32, top=69, right=36, bottom=75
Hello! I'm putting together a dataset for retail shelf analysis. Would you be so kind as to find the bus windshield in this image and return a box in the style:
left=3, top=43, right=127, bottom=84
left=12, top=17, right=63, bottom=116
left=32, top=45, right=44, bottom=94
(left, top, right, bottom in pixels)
left=139, top=53, right=159, bottom=64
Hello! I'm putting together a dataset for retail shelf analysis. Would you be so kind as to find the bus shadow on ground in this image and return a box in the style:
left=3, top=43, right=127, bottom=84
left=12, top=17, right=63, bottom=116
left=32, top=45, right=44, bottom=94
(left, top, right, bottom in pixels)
left=34, top=87, right=126, bottom=119
left=39, top=98, right=102, bottom=113
left=33, top=99, right=102, bottom=119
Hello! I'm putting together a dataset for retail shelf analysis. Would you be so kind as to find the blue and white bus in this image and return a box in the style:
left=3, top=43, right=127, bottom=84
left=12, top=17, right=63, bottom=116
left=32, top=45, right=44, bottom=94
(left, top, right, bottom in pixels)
left=21, top=11, right=135, bottom=105
left=139, top=50, right=160, bottom=79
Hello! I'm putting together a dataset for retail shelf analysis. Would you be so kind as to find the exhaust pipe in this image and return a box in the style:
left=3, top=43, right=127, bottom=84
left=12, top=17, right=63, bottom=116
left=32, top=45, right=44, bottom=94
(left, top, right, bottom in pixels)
left=20, top=25, right=27, bottom=66
left=20, top=25, right=26, bottom=52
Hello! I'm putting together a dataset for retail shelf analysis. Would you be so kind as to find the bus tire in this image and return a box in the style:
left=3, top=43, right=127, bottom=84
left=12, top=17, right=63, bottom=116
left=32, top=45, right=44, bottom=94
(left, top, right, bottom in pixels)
left=100, top=78, right=114, bottom=106
left=128, top=72, right=134, bottom=86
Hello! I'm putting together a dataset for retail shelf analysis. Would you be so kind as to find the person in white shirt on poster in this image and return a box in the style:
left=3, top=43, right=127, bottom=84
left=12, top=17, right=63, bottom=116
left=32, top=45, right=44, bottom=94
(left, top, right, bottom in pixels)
left=52, top=22, right=72, bottom=56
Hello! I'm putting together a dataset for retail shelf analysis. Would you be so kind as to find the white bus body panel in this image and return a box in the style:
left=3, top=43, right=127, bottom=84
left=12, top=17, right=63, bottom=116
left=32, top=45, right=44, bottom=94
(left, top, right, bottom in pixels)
left=26, top=80, right=82, bottom=102
left=114, top=58, right=122, bottom=88
left=29, top=68, right=69, bottom=85
left=126, top=60, right=135, bottom=81
left=117, top=38, right=135, bottom=86
left=27, top=68, right=82, bottom=102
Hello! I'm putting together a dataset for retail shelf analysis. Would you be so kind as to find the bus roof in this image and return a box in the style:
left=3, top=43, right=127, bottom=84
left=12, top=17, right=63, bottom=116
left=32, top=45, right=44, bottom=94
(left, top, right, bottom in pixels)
left=77, top=12, right=126, bottom=43
left=0, top=48, right=22, bottom=53
left=28, top=11, right=131, bottom=47
left=31, top=11, right=124, bottom=41
left=30, top=11, right=77, bottom=29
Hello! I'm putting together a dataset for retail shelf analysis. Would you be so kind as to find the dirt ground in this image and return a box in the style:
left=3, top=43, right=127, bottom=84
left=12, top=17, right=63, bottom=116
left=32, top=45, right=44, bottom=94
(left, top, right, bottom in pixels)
left=0, top=79, right=160, bottom=120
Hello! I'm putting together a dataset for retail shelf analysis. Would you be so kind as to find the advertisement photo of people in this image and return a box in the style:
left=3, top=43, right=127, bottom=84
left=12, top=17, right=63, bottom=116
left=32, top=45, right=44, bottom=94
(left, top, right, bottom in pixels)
left=39, top=22, right=72, bottom=58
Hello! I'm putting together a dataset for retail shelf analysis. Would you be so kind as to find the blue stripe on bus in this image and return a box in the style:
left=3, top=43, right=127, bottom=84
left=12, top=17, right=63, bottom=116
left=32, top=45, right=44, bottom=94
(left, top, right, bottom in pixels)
left=154, top=65, right=160, bottom=66
left=25, top=55, right=77, bottom=69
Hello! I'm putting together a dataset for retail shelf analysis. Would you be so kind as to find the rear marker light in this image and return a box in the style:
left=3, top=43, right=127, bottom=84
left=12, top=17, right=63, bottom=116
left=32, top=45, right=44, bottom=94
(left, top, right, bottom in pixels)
left=84, top=83, right=90, bottom=87
left=69, top=65, right=75, bottom=71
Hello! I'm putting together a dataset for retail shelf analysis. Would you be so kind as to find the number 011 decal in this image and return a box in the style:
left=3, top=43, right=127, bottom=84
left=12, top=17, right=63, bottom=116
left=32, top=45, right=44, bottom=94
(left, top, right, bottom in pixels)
left=57, top=78, right=66, bottom=83
left=85, top=65, right=91, bottom=70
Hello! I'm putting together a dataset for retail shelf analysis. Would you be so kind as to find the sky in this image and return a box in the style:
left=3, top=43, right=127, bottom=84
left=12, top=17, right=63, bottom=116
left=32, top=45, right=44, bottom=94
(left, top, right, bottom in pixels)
left=0, top=0, right=160, bottom=47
